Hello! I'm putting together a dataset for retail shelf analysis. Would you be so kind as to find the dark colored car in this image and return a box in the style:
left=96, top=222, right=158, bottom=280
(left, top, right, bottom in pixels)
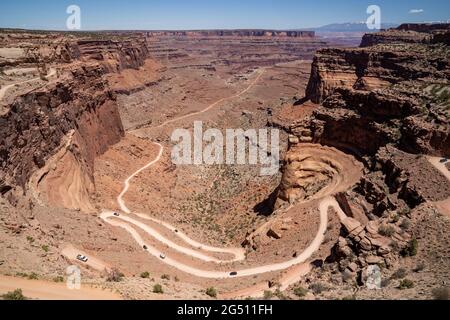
left=229, top=271, right=238, bottom=276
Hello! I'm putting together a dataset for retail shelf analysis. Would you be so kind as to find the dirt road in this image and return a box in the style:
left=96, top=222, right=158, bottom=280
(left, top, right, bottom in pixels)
left=0, top=276, right=121, bottom=300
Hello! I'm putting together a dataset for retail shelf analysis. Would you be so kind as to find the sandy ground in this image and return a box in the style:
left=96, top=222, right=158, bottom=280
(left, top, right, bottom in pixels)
left=61, top=245, right=111, bottom=273
left=428, top=157, right=450, bottom=217
left=0, top=276, right=121, bottom=300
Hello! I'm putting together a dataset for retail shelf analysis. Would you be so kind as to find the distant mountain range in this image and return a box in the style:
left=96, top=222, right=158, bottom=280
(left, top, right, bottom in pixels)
left=309, top=22, right=399, bottom=33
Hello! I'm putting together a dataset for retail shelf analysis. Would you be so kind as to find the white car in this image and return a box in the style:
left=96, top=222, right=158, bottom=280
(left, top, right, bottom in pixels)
left=113, top=212, right=120, bottom=217
left=76, top=254, right=88, bottom=263
left=160, top=254, right=166, bottom=260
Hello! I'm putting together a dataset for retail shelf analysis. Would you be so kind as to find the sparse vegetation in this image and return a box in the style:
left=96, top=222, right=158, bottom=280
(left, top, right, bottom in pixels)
left=263, top=291, right=274, bottom=300
left=205, top=287, right=217, bottom=298
left=399, top=219, right=411, bottom=230
left=153, top=284, right=164, bottom=294
left=309, top=283, right=328, bottom=295
left=26, top=236, right=34, bottom=243
left=378, top=225, right=396, bottom=237
left=342, top=294, right=357, bottom=300
left=398, top=279, right=415, bottom=290
left=106, top=269, right=124, bottom=282
left=293, top=287, right=308, bottom=298
left=401, top=238, right=418, bottom=257
left=140, top=272, right=150, bottom=279
left=2, top=289, right=27, bottom=300
left=28, top=272, right=38, bottom=280
left=53, top=276, right=64, bottom=283
left=41, top=245, right=49, bottom=253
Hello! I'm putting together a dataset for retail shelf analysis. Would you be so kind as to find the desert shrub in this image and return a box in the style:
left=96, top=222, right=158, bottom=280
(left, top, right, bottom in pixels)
left=140, top=272, right=150, bottom=279
left=391, top=214, right=400, bottom=223
left=342, top=295, right=357, bottom=300
left=263, top=291, right=274, bottom=300
left=28, top=272, right=38, bottom=280
left=16, top=272, right=28, bottom=278
left=432, top=287, right=449, bottom=300
left=378, top=225, right=396, bottom=237
left=153, top=284, right=164, bottom=294
left=399, top=208, right=411, bottom=216
left=53, top=276, right=64, bottom=283
left=391, top=268, right=408, bottom=280
left=400, top=219, right=411, bottom=230
left=161, top=274, right=171, bottom=280
left=174, top=276, right=180, bottom=282
left=26, top=236, right=34, bottom=243
left=106, top=269, right=124, bottom=282
left=398, top=279, right=415, bottom=290
left=2, top=289, right=27, bottom=300
left=293, top=287, right=308, bottom=298
left=41, top=245, right=49, bottom=253
left=274, top=289, right=287, bottom=300
left=402, top=238, right=418, bottom=257
left=309, top=283, right=328, bottom=295
left=205, top=287, right=217, bottom=298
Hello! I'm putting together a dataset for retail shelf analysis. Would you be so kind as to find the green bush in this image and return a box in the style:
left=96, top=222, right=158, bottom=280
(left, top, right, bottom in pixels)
left=293, top=287, right=308, bottom=298
left=140, top=272, right=150, bottom=279
left=2, top=289, right=27, bottom=300
left=205, top=287, right=217, bottom=298
left=398, top=279, right=415, bottom=290
left=153, top=284, right=164, bottom=294
left=402, top=238, right=418, bottom=257
left=53, top=276, right=64, bottom=283
left=41, top=245, right=49, bottom=253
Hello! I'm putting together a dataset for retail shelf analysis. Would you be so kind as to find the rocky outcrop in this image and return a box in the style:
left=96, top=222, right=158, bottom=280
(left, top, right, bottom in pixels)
left=75, top=39, right=149, bottom=72
left=0, top=63, right=124, bottom=197
left=361, top=23, right=450, bottom=47
left=0, top=34, right=155, bottom=211
left=302, top=28, right=449, bottom=158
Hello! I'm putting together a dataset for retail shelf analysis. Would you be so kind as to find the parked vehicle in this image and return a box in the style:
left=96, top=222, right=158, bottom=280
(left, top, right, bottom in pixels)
left=229, top=271, right=238, bottom=276
left=76, top=254, right=88, bottom=263
left=160, top=254, right=166, bottom=260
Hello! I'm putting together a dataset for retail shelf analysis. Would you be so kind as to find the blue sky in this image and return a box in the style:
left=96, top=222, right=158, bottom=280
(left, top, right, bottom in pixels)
left=0, top=0, right=449, bottom=30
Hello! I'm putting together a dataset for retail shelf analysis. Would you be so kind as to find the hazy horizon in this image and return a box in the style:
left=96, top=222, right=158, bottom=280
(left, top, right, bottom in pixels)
left=0, top=0, right=449, bottom=31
